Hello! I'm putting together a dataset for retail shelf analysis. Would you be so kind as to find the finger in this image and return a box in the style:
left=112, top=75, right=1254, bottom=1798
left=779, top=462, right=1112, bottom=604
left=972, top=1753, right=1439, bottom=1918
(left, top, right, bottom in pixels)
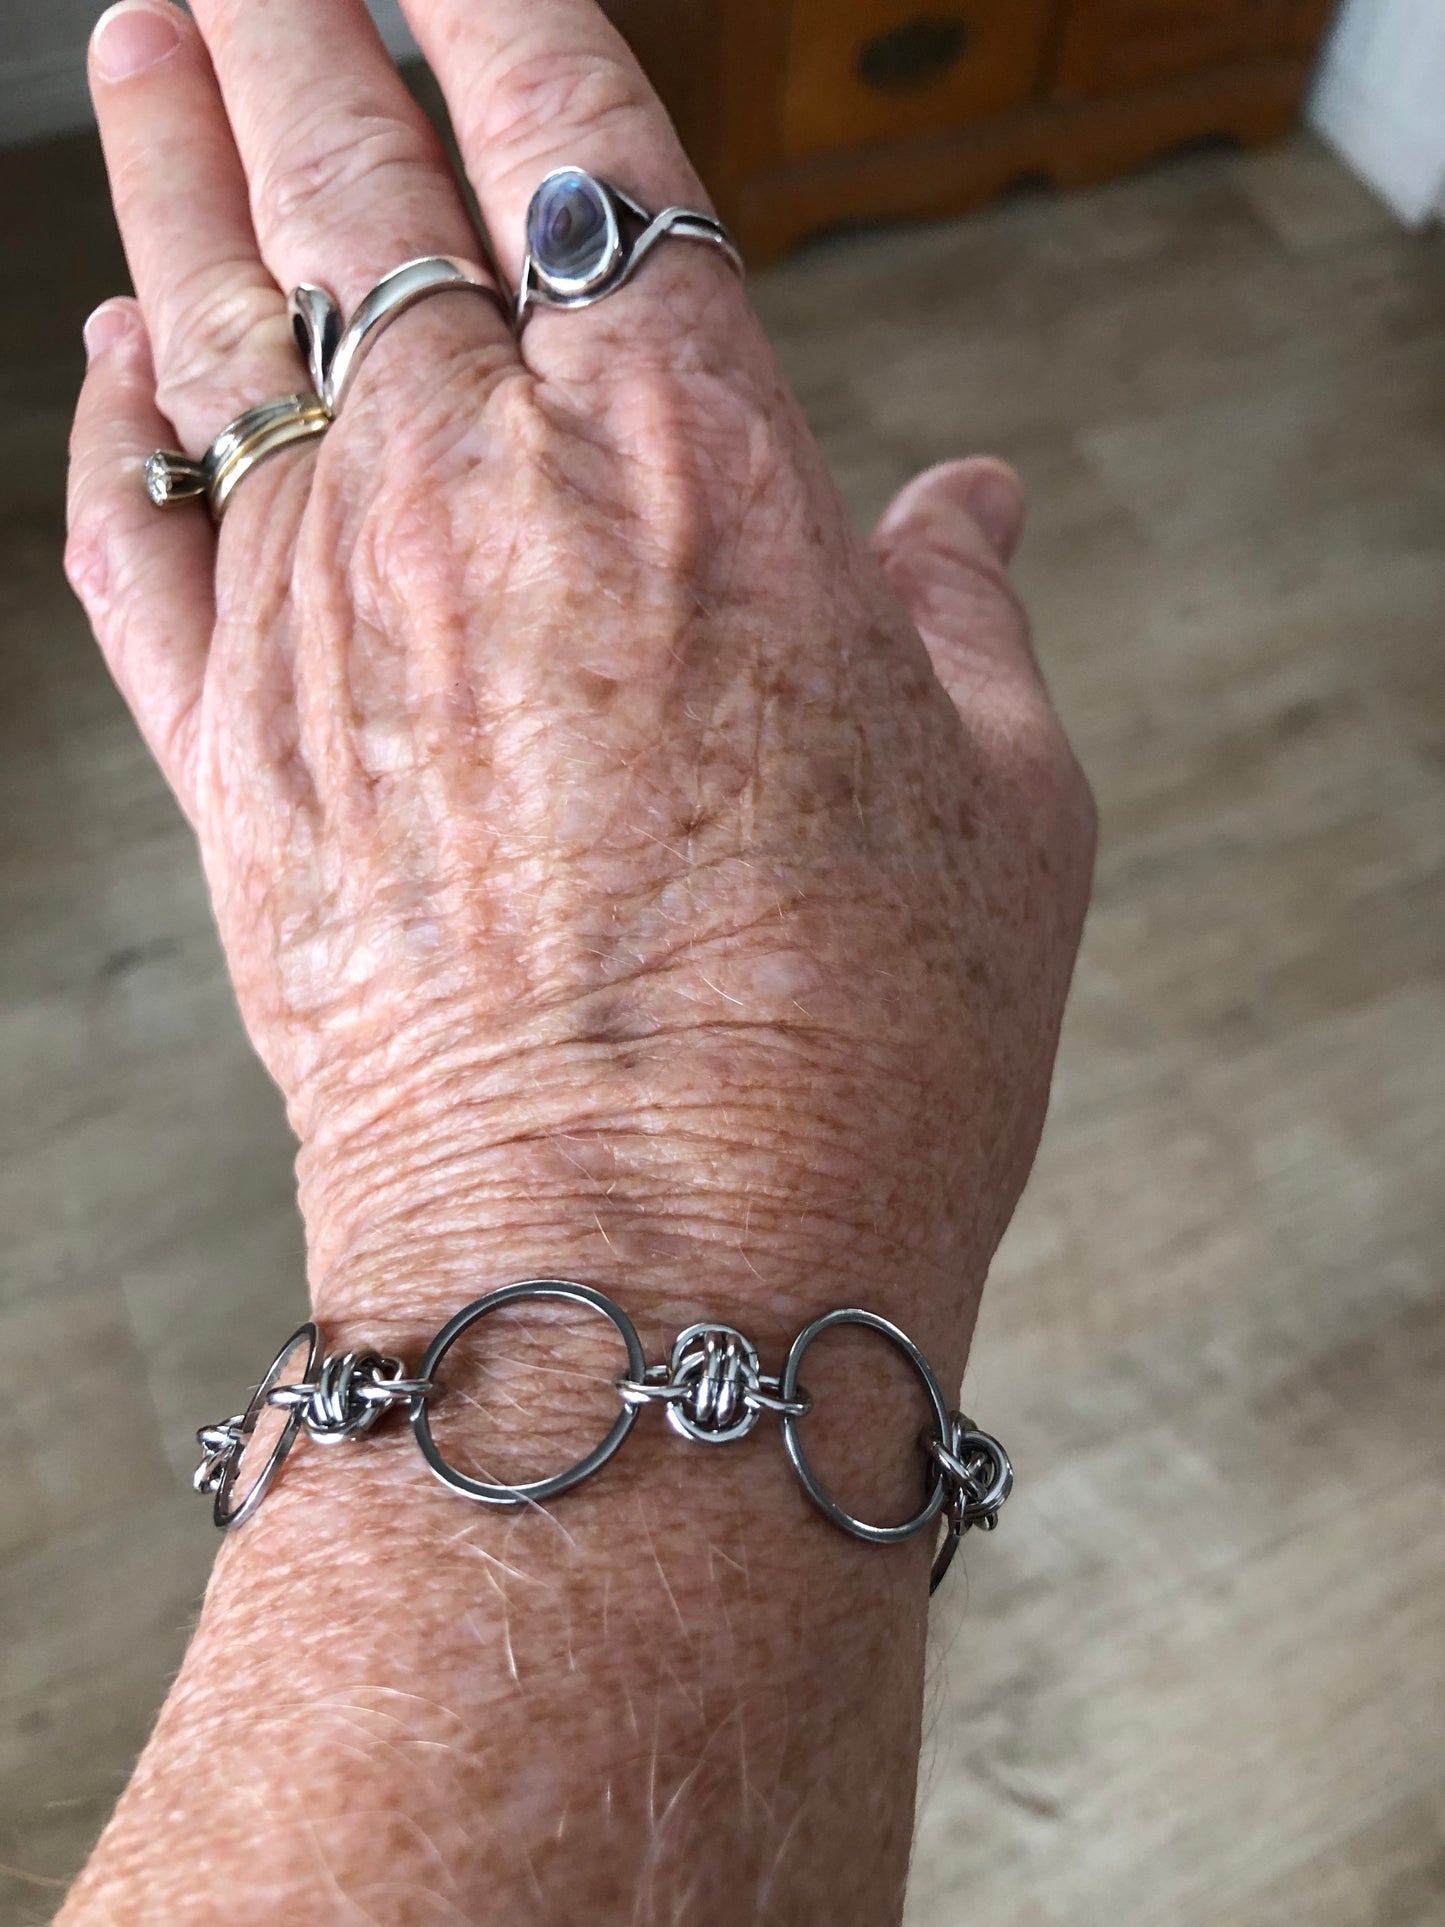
left=871, top=459, right=1046, bottom=718
left=400, top=0, right=760, bottom=374
left=66, top=301, right=215, bottom=818
left=89, top=1, right=299, bottom=452
left=187, top=0, right=515, bottom=396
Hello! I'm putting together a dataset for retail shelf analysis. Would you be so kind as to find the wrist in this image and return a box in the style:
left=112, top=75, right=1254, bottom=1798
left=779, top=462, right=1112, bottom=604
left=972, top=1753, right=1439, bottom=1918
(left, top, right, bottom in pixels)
left=291, top=1006, right=984, bottom=1392
left=73, top=1358, right=933, bottom=1927
left=73, top=1037, right=982, bottom=1927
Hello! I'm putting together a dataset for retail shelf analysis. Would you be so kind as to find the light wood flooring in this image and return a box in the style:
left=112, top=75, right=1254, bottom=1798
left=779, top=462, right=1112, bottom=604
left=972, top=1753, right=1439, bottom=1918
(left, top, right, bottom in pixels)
left=2, top=126, right=1443, bottom=1925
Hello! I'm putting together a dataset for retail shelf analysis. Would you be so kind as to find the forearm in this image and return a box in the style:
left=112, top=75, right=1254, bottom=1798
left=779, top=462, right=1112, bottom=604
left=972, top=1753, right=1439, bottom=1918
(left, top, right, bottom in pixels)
left=62, top=0, right=1094, bottom=1902
left=59, top=1063, right=983, bottom=1927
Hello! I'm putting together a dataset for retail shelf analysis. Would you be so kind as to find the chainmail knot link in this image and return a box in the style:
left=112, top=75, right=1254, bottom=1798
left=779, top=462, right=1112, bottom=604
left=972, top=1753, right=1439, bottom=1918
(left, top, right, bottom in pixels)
left=617, top=1322, right=813, bottom=1444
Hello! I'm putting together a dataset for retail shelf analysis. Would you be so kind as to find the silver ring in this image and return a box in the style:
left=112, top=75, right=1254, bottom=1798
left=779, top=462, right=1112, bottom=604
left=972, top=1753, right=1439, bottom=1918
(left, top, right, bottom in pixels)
left=778, top=1309, right=951, bottom=1545
left=411, top=1280, right=646, bottom=1507
left=516, top=166, right=743, bottom=327
left=289, top=255, right=511, bottom=415
left=212, top=1322, right=321, bottom=1530
left=144, top=392, right=330, bottom=520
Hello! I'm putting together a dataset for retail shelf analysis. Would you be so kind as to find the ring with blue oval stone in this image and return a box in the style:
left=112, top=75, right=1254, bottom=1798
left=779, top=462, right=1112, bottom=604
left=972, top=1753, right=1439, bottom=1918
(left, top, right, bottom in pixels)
left=516, top=166, right=744, bottom=325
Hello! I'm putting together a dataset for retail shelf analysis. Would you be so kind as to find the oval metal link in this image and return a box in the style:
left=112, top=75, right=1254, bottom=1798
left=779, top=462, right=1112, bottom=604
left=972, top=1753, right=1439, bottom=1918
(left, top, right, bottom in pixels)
left=212, top=1323, right=322, bottom=1531
left=778, top=1308, right=951, bottom=1545
left=411, top=1281, right=646, bottom=1507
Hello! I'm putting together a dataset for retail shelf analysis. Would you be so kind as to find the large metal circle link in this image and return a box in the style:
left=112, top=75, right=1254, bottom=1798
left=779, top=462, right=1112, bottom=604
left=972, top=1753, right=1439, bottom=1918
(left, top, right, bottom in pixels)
left=779, top=1308, right=950, bottom=1544
left=411, top=1281, right=646, bottom=1508
left=213, top=1322, right=321, bottom=1531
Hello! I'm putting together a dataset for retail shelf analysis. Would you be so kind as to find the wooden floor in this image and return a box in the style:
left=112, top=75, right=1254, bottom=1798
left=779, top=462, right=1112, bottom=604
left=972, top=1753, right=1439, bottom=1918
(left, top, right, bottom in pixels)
left=2, top=127, right=1443, bottom=1925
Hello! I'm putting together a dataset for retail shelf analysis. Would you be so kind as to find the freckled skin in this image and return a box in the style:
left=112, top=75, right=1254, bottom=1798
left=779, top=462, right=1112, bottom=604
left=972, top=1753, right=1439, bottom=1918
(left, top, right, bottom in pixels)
left=143, top=352, right=1093, bottom=1350
left=64, top=84, right=1093, bottom=1927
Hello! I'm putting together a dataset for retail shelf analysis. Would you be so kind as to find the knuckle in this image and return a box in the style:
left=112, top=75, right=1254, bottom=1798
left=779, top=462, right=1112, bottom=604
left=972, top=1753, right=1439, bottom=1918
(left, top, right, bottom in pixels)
left=155, top=689, right=201, bottom=783
left=1028, top=719, right=1098, bottom=891
left=155, top=263, right=284, bottom=417
left=471, top=46, right=651, bottom=187
left=65, top=489, right=144, bottom=622
left=64, top=468, right=129, bottom=616
left=255, top=109, right=438, bottom=242
left=63, top=516, right=109, bottom=611
left=975, top=691, right=1095, bottom=890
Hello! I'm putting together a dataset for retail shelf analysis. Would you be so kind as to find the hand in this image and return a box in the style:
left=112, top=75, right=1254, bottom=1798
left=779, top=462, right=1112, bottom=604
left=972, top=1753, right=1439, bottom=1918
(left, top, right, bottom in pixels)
left=68, top=0, right=1091, bottom=1368
left=61, top=3, right=1093, bottom=1920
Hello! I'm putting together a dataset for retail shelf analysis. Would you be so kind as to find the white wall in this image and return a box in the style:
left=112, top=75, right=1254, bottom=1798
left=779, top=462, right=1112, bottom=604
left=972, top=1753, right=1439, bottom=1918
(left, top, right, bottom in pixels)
left=0, top=0, right=418, bottom=146
left=1309, top=0, right=1445, bottom=225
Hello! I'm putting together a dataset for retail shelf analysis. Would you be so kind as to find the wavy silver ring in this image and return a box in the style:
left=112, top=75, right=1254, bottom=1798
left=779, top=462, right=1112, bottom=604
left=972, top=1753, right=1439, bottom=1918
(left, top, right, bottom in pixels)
left=144, top=393, right=330, bottom=519
left=290, top=255, right=511, bottom=415
left=516, top=166, right=743, bottom=326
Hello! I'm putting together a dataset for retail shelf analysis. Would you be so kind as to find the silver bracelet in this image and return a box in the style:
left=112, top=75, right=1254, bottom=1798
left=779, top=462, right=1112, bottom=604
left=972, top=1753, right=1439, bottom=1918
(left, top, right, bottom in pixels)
left=193, top=1280, right=1012, bottom=1594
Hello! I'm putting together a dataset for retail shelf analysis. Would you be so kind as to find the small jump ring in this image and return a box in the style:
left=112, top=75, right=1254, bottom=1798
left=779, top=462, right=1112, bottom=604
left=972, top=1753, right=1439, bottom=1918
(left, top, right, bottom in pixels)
left=265, top=1381, right=317, bottom=1411
left=516, top=167, right=743, bottom=327
left=743, top=1382, right=813, bottom=1419
left=616, top=1375, right=688, bottom=1408
left=355, top=1374, right=437, bottom=1405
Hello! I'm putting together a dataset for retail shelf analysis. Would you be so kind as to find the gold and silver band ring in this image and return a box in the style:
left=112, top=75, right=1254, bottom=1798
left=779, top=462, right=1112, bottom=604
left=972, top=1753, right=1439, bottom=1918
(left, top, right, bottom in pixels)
left=145, top=254, right=507, bottom=519
left=144, top=392, right=330, bottom=518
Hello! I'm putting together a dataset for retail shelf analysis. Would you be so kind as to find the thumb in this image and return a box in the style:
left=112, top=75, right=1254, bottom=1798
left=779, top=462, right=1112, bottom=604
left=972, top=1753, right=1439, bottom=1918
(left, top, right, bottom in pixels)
left=870, top=458, right=1042, bottom=712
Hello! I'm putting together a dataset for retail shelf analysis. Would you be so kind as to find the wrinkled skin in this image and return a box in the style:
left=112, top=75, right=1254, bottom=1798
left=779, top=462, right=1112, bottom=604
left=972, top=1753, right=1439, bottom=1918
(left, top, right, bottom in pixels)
left=60, top=3, right=1095, bottom=1919
left=74, top=311, right=1091, bottom=1345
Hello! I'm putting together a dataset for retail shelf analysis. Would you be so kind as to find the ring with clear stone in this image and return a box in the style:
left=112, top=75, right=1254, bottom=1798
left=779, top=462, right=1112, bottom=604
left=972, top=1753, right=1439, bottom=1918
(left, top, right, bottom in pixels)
left=516, top=165, right=743, bottom=327
left=143, top=391, right=330, bottom=520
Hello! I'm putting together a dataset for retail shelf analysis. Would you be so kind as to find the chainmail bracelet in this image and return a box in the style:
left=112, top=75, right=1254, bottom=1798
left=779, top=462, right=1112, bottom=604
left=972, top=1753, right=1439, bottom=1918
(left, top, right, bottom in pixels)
left=194, top=1280, right=1013, bottom=1594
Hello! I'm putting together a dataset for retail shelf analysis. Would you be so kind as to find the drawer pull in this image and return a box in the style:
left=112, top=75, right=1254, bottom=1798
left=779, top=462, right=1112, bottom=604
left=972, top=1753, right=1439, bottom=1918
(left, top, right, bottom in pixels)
left=857, top=15, right=971, bottom=92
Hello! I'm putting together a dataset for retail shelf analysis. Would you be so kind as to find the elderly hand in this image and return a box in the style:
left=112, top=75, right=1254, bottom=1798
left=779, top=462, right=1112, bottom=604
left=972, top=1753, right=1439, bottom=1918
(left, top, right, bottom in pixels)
left=68, top=0, right=1091, bottom=1366
left=61, top=2, right=1092, bottom=1920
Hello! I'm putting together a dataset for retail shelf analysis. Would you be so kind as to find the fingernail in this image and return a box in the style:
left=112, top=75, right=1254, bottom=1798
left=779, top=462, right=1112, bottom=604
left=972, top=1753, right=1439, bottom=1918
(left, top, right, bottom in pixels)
left=875, top=458, right=1026, bottom=563
left=84, top=301, right=136, bottom=361
left=955, top=462, right=1026, bottom=562
left=92, top=3, right=181, bottom=81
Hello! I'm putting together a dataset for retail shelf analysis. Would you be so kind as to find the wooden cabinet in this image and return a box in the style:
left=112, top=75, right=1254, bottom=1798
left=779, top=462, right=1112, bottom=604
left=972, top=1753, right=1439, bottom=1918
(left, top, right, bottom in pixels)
left=782, top=0, right=1054, bottom=159
left=612, top=0, right=1338, bottom=262
left=1051, top=1, right=1294, bottom=100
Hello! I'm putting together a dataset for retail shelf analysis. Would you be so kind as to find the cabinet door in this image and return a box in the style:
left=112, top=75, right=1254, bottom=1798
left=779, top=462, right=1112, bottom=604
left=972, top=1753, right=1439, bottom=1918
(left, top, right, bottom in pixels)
left=1278, top=0, right=1337, bottom=55
left=1052, top=0, right=1294, bottom=100
left=782, top=0, right=1054, bottom=160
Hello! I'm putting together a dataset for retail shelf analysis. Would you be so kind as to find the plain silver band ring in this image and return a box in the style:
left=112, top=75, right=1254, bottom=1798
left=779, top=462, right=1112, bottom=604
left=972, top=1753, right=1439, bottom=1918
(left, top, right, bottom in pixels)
left=289, top=255, right=511, bottom=415
left=516, top=167, right=743, bottom=327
